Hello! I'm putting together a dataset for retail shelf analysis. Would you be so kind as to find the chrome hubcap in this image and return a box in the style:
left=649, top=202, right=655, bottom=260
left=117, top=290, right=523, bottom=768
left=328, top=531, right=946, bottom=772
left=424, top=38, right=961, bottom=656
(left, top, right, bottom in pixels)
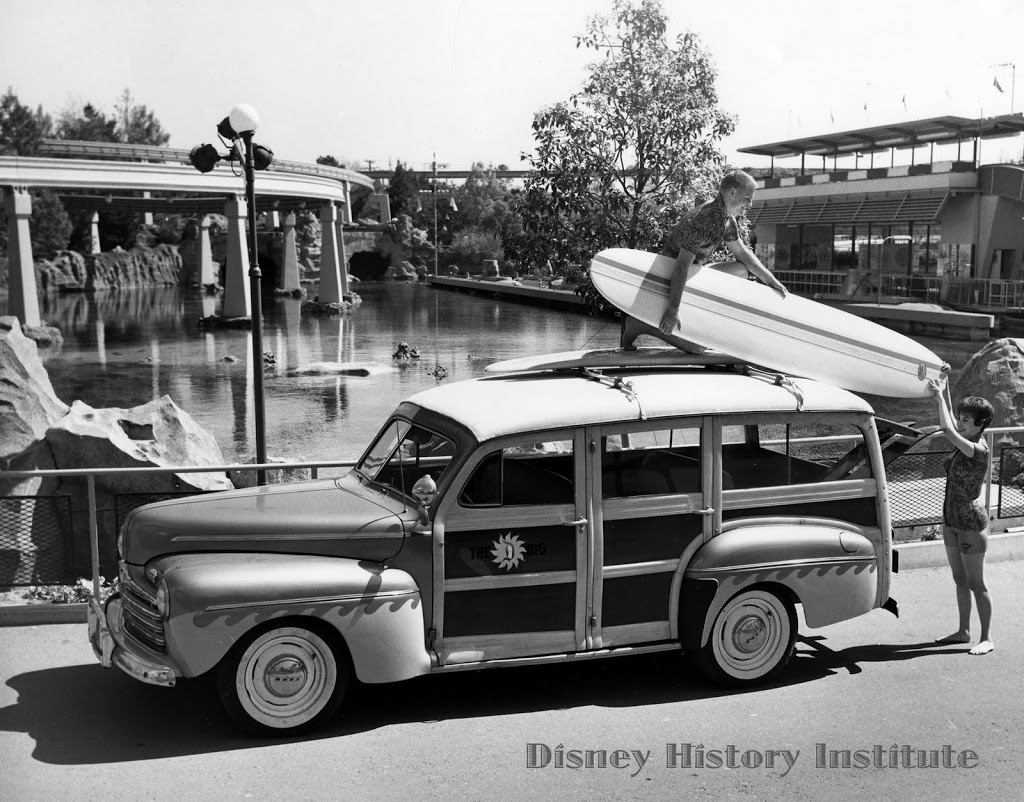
left=263, top=656, right=308, bottom=699
left=730, top=614, right=768, bottom=654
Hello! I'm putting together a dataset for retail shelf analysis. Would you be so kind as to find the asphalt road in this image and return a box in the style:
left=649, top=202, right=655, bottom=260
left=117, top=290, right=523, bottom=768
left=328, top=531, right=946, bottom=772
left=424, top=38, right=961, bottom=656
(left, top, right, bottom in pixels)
left=2, top=561, right=1023, bottom=802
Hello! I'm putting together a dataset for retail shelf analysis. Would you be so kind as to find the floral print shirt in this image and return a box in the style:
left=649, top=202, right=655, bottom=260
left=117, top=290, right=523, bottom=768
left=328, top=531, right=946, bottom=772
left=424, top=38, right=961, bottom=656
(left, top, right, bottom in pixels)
left=943, top=438, right=990, bottom=532
left=661, top=193, right=740, bottom=264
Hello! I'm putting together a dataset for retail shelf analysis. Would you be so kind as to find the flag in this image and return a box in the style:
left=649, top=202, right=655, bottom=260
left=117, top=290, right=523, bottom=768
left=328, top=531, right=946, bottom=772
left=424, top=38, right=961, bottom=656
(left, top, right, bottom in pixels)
left=994, top=76, right=1004, bottom=93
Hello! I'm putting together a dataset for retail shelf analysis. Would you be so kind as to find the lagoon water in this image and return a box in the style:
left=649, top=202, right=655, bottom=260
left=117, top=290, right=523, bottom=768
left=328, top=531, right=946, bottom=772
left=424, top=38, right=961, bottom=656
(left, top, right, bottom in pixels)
left=5, top=283, right=983, bottom=464
left=9, top=284, right=620, bottom=463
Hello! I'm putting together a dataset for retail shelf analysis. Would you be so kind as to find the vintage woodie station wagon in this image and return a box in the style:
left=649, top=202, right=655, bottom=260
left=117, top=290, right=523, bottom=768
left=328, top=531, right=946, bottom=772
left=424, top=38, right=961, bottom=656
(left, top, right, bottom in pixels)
left=89, top=353, right=907, bottom=735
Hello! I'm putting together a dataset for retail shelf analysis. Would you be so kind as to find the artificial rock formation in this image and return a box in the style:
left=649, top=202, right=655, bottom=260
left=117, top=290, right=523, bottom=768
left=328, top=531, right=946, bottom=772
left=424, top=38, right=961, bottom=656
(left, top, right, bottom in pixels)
left=952, top=338, right=1024, bottom=444
left=0, top=317, right=69, bottom=467
left=46, top=398, right=232, bottom=494
left=949, top=337, right=1024, bottom=490
left=0, top=316, right=231, bottom=581
left=33, top=245, right=181, bottom=292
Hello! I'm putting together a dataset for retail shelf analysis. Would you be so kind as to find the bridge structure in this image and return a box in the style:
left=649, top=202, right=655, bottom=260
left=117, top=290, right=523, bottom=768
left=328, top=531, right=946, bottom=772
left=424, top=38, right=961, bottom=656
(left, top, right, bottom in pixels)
left=1, top=140, right=377, bottom=327
left=363, top=168, right=531, bottom=185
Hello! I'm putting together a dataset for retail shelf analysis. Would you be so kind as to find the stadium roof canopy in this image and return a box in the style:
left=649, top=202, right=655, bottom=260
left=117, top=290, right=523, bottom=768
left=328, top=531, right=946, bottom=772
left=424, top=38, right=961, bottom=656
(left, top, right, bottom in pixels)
left=738, top=113, right=1024, bottom=159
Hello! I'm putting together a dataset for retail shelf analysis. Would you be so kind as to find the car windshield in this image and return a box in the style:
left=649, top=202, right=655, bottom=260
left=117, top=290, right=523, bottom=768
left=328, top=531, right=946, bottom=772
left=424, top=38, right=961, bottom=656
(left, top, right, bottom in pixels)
left=357, top=419, right=457, bottom=499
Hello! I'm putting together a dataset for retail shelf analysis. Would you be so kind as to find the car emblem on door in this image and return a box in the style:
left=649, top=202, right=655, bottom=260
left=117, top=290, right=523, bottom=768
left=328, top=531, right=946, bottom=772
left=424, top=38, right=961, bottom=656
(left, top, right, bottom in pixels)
left=491, top=532, right=526, bottom=571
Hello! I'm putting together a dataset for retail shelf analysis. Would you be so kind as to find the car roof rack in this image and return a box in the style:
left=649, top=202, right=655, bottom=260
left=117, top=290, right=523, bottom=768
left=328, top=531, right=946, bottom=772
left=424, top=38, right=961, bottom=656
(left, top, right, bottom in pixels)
left=484, top=347, right=746, bottom=375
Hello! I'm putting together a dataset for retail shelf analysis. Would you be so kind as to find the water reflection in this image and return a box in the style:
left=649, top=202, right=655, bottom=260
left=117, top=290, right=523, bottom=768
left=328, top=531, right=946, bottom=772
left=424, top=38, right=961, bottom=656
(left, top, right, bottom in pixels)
left=4, top=283, right=983, bottom=462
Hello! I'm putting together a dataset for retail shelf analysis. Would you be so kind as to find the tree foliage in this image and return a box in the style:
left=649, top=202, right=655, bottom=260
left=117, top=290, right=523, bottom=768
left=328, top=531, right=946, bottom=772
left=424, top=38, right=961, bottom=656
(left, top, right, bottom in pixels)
left=114, top=89, right=170, bottom=146
left=53, top=92, right=173, bottom=249
left=513, top=0, right=736, bottom=302
left=29, top=190, right=72, bottom=257
left=452, top=162, right=519, bottom=238
left=0, top=88, right=52, bottom=156
left=55, top=102, right=118, bottom=142
left=447, top=228, right=504, bottom=270
left=386, top=161, right=426, bottom=218
left=316, top=154, right=341, bottom=167
left=55, top=90, right=170, bottom=146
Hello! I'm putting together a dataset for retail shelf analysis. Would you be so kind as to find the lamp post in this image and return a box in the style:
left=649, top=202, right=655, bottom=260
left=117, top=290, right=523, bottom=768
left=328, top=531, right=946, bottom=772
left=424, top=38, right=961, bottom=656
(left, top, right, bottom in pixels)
left=190, top=103, right=273, bottom=485
left=432, top=155, right=439, bottom=277
left=430, top=154, right=457, bottom=277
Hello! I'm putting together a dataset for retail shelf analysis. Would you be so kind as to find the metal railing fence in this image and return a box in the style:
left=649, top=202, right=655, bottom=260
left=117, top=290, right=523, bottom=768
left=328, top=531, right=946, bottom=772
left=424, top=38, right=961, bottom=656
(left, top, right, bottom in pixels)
left=3, top=427, right=1024, bottom=595
left=773, top=270, right=847, bottom=297
left=0, top=459, right=355, bottom=596
left=944, top=278, right=1024, bottom=309
left=773, top=271, right=1024, bottom=310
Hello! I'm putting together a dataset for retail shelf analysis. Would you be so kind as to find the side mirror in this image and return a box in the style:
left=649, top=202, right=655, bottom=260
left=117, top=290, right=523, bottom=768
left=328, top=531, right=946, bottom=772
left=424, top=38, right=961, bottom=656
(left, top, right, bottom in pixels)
left=411, top=474, right=436, bottom=508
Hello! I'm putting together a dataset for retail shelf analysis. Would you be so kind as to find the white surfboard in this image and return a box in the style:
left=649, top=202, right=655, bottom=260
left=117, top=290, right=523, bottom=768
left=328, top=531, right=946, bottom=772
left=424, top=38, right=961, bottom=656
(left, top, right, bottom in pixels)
left=486, top=347, right=742, bottom=374
left=589, top=248, right=947, bottom=398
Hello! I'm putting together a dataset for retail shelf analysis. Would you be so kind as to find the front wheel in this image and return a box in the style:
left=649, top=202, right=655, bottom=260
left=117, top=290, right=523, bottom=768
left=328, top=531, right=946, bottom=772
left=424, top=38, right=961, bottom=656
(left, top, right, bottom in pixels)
left=696, top=588, right=796, bottom=687
left=217, top=624, right=349, bottom=736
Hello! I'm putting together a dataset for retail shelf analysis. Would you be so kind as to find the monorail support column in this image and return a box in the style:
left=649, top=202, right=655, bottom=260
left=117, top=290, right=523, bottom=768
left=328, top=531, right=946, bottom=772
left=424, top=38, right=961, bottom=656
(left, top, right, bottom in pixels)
left=3, top=187, right=41, bottom=328
left=319, top=202, right=343, bottom=304
left=198, top=215, right=215, bottom=287
left=89, top=212, right=102, bottom=254
left=280, top=212, right=301, bottom=292
left=222, top=196, right=252, bottom=318
left=339, top=182, right=352, bottom=296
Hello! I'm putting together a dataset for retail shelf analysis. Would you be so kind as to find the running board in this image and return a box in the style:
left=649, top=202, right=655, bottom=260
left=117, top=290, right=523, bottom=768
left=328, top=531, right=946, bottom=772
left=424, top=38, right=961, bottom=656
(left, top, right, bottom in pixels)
left=435, top=641, right=682, bottom=672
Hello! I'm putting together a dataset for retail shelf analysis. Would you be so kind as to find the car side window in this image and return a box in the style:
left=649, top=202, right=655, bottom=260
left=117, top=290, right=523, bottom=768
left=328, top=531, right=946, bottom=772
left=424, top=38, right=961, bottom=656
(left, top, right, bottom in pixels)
left=601, top=427, right=702, bottom=498
left=459, top=439, right=574, bottom=507
left=722, top=420, right=873, bottom=489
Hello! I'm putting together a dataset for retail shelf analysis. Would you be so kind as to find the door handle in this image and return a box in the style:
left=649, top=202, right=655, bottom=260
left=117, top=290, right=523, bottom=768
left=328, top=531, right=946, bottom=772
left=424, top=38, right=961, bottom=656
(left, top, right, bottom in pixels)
left=697, top=507, right=715, bottom=516
left=563, top=517, right=588, bottom=526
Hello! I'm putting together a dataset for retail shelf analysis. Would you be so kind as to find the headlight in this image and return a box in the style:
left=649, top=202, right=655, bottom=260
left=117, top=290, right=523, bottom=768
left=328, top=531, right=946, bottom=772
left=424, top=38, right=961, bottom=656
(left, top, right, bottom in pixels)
left=117, top=526, right=126, bottom=559
left=154, top=578, right=170, bottom=621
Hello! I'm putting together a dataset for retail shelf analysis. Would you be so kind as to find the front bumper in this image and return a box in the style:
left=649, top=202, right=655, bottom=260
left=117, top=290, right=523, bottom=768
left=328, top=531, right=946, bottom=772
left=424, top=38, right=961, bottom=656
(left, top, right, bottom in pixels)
left=88, top=594, right=177, bottom=687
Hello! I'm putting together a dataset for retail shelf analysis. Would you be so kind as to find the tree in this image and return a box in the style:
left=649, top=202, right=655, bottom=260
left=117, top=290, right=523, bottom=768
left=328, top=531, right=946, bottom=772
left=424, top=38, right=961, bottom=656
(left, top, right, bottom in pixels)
left=28, top=190, right=72, bottom=257
left=452, top=162, right=514, bottom=233
left=514, top=0, right=735, bottom=303
left=447, top=163, right=523, bottom=270
left=316, top=154, right=342, bottom=167
left=54, top=102, right=118, bottom=142
left=54, top=94, right=173, bottom=249
left=114, top=89, right=170, bottom=146
left=0, top=88, right=52, bottom=156
left=386, top=161, right=425, bottom=219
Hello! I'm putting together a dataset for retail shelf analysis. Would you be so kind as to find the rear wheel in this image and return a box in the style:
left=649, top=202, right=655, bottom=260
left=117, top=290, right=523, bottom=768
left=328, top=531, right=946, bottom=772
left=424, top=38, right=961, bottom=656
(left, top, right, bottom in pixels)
left=217, top=624, right=348, bottom=736
left=697, top=588, right=796, bottom=687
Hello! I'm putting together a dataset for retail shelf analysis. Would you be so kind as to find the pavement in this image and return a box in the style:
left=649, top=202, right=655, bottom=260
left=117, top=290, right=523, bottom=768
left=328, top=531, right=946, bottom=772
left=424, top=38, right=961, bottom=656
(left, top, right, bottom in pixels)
left=2, top=558, right=1023, bottom=801
left=3, top=531, right=1023, bottom=627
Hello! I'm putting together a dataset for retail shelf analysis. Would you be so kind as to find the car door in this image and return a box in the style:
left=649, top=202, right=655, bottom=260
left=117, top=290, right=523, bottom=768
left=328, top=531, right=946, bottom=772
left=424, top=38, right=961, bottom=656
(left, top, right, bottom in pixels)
left=432, top=429, right=588, bottom=665
left=588, top=418, right=713, bottom=649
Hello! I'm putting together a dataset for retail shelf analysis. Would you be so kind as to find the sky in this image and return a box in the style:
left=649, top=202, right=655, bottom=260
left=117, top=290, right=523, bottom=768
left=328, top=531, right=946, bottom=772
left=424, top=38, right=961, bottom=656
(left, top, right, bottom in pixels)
left=2, top=0, right=1023, bottom=173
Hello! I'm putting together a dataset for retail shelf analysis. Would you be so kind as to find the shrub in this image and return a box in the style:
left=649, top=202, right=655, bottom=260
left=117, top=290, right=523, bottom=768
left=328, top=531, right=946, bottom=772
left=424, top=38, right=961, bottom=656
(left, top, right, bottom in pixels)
left=448, top=227, right=504, bottom=269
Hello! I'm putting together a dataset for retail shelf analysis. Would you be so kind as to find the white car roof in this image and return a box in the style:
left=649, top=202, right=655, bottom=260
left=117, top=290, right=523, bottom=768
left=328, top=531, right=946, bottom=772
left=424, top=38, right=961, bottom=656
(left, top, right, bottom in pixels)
left=406, top=368, right=874, bottom=442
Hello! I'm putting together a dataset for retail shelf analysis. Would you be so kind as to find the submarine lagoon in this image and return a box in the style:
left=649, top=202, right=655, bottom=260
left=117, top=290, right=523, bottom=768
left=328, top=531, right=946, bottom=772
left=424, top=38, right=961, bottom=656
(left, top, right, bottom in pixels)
left=9, top=282, right=980, bottom=464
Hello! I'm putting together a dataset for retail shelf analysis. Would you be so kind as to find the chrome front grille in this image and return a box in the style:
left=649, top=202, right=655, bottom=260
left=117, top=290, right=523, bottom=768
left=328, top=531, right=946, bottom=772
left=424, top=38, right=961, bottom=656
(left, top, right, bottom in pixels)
left=121, top=582, right=167, bottom=653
